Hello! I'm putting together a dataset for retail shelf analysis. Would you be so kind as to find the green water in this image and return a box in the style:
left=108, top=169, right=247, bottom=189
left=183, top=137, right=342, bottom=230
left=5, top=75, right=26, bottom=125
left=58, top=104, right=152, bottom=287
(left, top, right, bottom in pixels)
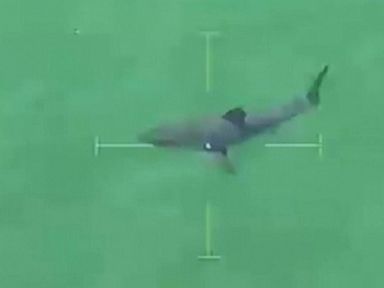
left=1, top=0, right=384, bottom=287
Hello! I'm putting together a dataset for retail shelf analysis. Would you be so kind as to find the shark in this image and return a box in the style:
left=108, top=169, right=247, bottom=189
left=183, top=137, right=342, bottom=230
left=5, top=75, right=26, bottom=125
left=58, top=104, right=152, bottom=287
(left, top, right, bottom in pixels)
left=138, top=65, right=329, bottom=173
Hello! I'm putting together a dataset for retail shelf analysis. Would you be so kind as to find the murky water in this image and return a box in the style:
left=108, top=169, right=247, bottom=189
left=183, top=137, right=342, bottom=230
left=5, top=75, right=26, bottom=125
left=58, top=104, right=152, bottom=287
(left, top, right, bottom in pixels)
left=1, top=0, right=384, bottom=287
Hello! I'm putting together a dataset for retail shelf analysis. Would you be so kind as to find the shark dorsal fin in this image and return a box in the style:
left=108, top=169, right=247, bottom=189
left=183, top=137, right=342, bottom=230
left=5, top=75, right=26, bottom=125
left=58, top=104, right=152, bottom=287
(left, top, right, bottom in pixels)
left=222, top=107, right=246, bottom=127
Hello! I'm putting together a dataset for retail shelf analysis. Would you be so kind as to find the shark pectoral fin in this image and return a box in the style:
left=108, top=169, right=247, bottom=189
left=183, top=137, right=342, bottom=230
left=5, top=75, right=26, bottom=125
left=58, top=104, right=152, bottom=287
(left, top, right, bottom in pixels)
left=212, top=151, right=236, bottom=174
left=203, top=143, right=236, bottom=173
left=222, top=107, right=247, bottom=128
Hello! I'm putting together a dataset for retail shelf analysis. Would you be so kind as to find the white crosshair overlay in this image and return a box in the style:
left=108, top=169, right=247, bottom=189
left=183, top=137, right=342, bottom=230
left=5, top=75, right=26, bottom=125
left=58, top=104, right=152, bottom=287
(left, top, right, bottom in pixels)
left=94, top=31, right=324, bottom=264
left=94, top=134, right=323, bottom=157
left=198, top=202, right=221, bottom=260
left=200, top=31, right=220, bottom=93
left=265, top=133, right=323, bottom=158
left=94, top=136, right=154, bottom=157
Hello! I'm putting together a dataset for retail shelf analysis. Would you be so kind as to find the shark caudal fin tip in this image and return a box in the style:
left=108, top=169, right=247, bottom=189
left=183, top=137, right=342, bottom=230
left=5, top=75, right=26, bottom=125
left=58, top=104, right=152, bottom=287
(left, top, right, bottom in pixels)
left=307, top=64, right=329, bottom=106
left=321, top=65, right=329, bottom=79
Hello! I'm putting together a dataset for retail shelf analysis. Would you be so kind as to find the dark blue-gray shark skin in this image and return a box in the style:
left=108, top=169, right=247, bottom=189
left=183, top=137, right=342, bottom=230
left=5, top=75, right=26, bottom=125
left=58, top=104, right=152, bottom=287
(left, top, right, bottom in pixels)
left=138, top=66, right=328, bottom=159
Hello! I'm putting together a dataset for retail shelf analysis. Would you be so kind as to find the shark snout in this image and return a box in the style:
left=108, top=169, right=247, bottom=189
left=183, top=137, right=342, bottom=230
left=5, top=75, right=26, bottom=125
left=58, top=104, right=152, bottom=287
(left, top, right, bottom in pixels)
left=137, top=128, right=178, bottom=147
left=137, top=130, right=153, bottom=144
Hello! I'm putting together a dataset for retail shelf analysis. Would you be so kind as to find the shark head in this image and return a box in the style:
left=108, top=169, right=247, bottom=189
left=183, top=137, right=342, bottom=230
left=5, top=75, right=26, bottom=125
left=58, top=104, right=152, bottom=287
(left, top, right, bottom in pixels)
left=138, top=127, right=179, bottom=147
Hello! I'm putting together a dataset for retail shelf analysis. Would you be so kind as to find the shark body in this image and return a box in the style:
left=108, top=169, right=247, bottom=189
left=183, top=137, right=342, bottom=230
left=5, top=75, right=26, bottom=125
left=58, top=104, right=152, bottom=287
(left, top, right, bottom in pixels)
left=138, top=66, right=329, bottom=172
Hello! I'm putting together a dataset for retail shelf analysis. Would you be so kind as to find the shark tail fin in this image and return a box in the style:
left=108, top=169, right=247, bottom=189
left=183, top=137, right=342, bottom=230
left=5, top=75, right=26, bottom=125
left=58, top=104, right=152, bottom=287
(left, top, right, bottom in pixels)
left=306, top=65, right=329, bottom=106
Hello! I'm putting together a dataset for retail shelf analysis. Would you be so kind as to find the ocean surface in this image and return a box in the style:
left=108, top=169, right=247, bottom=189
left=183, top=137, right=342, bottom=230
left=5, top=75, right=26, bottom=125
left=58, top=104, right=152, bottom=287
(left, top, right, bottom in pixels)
left=1, top=0, right=384, bottom=287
